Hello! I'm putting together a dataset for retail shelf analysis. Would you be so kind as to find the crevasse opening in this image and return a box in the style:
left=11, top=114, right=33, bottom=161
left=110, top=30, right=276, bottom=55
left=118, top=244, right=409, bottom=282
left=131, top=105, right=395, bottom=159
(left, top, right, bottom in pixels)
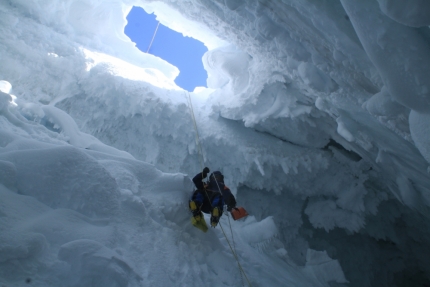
left=124, top=6, right=208, bottom=92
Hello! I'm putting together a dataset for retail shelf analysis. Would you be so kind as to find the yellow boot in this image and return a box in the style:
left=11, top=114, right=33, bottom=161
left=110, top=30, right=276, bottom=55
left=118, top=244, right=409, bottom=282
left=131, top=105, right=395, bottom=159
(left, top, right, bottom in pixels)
left=211, top=207, right=220, bottom=227
left=191, top=211, right=208, bottom=232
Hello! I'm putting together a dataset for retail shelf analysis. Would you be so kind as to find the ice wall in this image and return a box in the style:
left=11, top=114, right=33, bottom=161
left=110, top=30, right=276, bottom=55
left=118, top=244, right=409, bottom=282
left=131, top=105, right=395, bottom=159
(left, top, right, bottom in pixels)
left=1, top=0, right=430, bottom=286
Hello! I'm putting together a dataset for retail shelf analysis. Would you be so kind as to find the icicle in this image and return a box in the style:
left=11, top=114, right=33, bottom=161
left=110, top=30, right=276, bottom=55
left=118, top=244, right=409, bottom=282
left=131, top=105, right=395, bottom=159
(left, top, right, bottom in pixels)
left=254, top=158, right=265, bottom=176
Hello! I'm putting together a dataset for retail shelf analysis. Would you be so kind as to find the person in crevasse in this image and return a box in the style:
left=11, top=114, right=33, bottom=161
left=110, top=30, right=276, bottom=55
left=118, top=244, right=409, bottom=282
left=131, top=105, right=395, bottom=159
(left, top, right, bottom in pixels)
left=189, top=167, right=237, bottom=228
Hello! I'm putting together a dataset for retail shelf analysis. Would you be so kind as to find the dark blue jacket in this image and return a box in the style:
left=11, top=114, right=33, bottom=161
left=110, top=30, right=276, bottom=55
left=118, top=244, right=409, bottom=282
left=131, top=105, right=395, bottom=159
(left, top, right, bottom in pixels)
left=192, top=172, right=236, bottom=211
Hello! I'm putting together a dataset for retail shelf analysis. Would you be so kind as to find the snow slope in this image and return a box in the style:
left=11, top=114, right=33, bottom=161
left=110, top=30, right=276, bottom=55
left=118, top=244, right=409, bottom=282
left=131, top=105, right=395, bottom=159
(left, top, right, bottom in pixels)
left=1, top=0, right=430, bottom=286
left=0, top=87, right=345, bottom=286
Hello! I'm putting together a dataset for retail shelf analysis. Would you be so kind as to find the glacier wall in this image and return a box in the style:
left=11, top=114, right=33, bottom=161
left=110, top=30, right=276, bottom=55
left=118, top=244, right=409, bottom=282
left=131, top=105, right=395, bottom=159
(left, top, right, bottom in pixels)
left=1, top=0, right=430, bottom=286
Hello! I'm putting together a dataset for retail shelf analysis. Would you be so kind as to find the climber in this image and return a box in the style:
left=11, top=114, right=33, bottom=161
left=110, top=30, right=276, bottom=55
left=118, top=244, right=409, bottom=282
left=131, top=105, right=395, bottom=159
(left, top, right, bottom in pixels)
left=189, top=167, right=237, bottom=228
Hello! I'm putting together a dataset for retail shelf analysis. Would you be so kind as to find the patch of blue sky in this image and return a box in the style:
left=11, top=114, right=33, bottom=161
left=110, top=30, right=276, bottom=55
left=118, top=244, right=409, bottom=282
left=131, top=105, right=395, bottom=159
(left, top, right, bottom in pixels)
left=125, top=7, right=208, bottom=92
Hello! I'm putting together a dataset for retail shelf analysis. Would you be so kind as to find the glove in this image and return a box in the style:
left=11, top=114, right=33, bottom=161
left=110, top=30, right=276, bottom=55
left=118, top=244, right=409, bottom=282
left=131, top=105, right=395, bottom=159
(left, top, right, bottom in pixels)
left=227, top=197, right=237, bottom=212
left=227, top=204, right=236, bottom=212
left=202, top=167, right=210, bottom=178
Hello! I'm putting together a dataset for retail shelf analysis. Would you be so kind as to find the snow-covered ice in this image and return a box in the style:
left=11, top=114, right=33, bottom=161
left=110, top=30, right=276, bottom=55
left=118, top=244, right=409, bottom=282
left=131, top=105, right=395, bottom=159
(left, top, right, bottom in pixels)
left=1, top=0, right=430, bottom=286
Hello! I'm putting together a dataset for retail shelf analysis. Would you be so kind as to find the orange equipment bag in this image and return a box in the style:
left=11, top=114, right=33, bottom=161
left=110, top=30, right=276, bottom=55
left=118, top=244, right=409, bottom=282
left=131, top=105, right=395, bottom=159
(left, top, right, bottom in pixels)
left=230, top=207, right=249, bottom=221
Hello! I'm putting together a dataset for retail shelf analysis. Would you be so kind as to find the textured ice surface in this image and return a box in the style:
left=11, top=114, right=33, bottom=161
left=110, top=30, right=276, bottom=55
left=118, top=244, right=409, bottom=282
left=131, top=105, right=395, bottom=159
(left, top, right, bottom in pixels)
left=1, top=0, right=430, bottom=286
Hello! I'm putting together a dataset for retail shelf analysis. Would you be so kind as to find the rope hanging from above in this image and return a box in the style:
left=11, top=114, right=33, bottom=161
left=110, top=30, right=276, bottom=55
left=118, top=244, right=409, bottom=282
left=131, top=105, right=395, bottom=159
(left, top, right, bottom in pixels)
left=185, top=91, right=253, bottom=287
left=146, top=21, right=160, bottom=53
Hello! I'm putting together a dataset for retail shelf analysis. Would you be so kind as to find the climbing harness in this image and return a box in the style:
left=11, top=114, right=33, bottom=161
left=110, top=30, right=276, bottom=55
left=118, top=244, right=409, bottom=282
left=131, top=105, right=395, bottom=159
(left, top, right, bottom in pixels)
left=146, top=21, right=160, bottom=54
left=185, top=91, right=252, bottom=287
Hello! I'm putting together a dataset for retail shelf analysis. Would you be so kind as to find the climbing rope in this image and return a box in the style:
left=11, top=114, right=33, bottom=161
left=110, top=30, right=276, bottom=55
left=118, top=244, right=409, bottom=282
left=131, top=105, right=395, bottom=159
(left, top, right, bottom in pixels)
left=227, top=210, right=245, bottom=287
left=146, top=21, right=160, bottom=54
left=185, top=91, right=205, bottom=170
left=219, top=223, right=250, bottom=286
left=212, top=175, right=249, bottom=287
left=185, top=91, right=252, bottom=287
